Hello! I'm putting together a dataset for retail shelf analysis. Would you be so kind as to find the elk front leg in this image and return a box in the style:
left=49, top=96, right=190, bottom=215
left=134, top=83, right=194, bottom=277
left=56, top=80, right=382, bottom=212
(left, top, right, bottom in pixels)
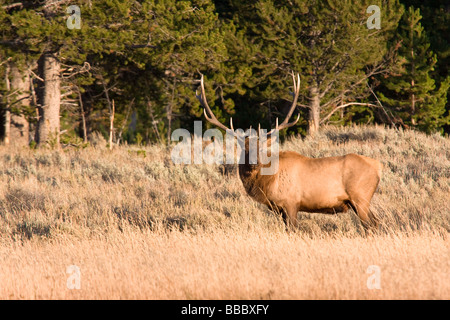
left=269, top=202, right=298, bottom=231
left=285, top=205, right=298, bottom=230
left=278, top=205, right=298, bottom=231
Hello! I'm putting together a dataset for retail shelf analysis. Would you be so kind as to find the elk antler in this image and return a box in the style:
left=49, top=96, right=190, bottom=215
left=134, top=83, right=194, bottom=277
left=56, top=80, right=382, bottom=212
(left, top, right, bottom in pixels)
left=197, top=72, right=300, bottom=136
left=196, top=74, right=235, bottom=134
left=267, top=72, right=301, bottom=136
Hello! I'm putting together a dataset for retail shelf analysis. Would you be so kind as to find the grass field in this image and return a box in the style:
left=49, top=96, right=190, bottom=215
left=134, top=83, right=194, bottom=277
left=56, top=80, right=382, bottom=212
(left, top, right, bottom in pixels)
left=0, top=125, right=449, bottom=299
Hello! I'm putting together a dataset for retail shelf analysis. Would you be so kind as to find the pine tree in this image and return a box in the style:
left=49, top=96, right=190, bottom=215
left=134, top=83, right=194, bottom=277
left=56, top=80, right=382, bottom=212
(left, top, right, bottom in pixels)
left=144, top=0, right=229, bottom=143
left=0, top=2, right=35, bottom=147
left=399, top=0, right=450, bottom=81
left=1, top=0, right=141, bottom=147
left=216, top=0, right=404, bottom=135
left=94, top=0, right=232, bottom=144
left=377, top=6, right=450, bottom=133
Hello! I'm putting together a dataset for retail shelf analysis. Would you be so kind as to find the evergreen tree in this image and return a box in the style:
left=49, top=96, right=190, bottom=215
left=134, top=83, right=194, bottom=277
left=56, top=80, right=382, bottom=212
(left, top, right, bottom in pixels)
left=82, top=0, right=231, bottom=144
left=377, top=6, right=450, bottom=133
left=0, top=2, right=35, bottom=147
left=142, top=0, right=229, bottom=143
left=1, top=0, right=139, bottom=147
left=399, top=0, right=450, bottom=81
left=215, top=0, right=403, bottom=135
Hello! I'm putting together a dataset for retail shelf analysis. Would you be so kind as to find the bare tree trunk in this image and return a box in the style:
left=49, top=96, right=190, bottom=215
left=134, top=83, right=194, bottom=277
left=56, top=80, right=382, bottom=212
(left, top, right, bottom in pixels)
left=166, top=79, right=176, bottom=144
left=4, top=64, right=11, bottom=145
left=166, top=108, right=172, bottom=144
left=109, top=99, right=115, bottom=150
left=308, top=86, right=320, bottom=135
left=76, top=86, right=87, bottom=143
left=36, top=52, right=61, bottom=147
left=147, top=100, right=162, bottom=144
left=9, top=64, right=30, bottom=146
left=99, top=74, right=116, bottom=148
left=410, top=44, right=416, bottom=125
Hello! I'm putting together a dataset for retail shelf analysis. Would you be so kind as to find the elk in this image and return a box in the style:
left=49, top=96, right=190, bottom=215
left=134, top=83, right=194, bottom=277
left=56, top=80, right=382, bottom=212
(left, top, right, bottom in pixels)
left=196, top=73, right=382, bottom=232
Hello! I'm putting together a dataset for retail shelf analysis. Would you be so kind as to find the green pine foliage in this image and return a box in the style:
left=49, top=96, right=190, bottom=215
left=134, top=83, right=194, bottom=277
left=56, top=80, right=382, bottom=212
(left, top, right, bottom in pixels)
left=216, top=0, right=404, bottom=135
left=1, top=0, right=449, bottom=146
left=377, top=6, right=450, bottom=133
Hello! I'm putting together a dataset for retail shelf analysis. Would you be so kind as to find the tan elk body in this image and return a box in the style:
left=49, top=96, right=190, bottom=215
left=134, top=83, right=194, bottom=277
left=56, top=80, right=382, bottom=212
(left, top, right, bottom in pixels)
left=196, top=73, right=382, bottom=231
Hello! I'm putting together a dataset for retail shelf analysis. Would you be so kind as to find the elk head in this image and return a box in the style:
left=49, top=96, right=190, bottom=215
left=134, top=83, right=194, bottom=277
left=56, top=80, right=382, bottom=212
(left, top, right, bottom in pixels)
left=196, top=73, right=300, bottom=173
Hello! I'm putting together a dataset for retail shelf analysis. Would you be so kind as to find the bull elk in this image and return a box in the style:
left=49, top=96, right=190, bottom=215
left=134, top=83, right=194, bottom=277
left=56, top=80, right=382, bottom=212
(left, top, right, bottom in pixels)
left=196, top=73, right=382, bottom=232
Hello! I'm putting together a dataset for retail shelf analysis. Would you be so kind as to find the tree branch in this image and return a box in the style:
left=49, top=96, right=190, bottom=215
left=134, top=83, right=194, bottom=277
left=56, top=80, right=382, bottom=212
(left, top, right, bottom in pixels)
left=367, top=84, right=398, bottom=129
left=320, top=102, right=377, bottom=125
left=2, top=2, right=23, bottom=10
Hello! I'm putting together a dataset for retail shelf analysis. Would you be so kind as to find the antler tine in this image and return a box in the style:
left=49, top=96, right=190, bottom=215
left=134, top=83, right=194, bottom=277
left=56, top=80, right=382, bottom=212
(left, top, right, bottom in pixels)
left=266, top=73, right=300, bottom=137
left=196, top=73, right=232, bottom=133
left=291, top=71, right=297, bottom=94
left=203, top=108, right=212, bottom=122
left=277, top=73, right=300, bottom=131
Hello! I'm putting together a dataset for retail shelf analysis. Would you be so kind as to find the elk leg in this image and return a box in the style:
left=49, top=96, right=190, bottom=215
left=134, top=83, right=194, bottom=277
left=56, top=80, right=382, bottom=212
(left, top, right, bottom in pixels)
left=267, top=201, right=288, bottom=230
left=280, top=209, right=288, bottom=228
left=273, top=206, right=290, bottom=231
left=276, top=206, right=296, bottom=231
left=350, top=199, right=378, bottom=232
left=285, top=205, right=298, bottom=230
left=270, top=203, right=298, bottom=231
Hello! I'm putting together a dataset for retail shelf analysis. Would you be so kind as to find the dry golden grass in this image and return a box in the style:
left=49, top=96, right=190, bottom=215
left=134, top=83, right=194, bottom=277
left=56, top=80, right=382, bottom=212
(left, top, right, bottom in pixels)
left=1, top=229, right=448, bottom=299
left=0, top=125, right=449, bottom=299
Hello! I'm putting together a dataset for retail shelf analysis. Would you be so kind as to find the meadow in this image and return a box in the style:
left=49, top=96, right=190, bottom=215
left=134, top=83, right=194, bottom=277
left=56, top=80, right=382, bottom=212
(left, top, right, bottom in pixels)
left=0, top=125, right=449, bottom=299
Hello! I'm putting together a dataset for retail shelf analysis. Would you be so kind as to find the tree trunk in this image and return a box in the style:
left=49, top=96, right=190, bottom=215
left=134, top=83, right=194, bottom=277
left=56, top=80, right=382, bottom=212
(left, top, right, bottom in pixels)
left=109, top=99, right=115, bottom=150
left=410, top=43, right=416, bottom=125
left=9, top=64, right=30, bottom=147
left=4, top=64, right=11, bottom=145
left=308, top=86, right=320, bottom=135
left=36, top=52, right=61, bottom=147
left=166, top=79, right=176, bottom=145
left=76, top=87, right=88, bottom=143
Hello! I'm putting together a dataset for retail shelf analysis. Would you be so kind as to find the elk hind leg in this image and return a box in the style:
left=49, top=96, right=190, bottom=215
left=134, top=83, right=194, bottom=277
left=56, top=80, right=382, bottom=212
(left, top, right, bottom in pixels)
left=349, top=199, right=378, bottom=232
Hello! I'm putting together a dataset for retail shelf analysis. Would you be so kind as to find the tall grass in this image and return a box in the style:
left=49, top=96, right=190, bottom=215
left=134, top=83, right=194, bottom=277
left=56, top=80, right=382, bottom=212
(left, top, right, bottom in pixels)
left=0, top=125, right=448, bottom=299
